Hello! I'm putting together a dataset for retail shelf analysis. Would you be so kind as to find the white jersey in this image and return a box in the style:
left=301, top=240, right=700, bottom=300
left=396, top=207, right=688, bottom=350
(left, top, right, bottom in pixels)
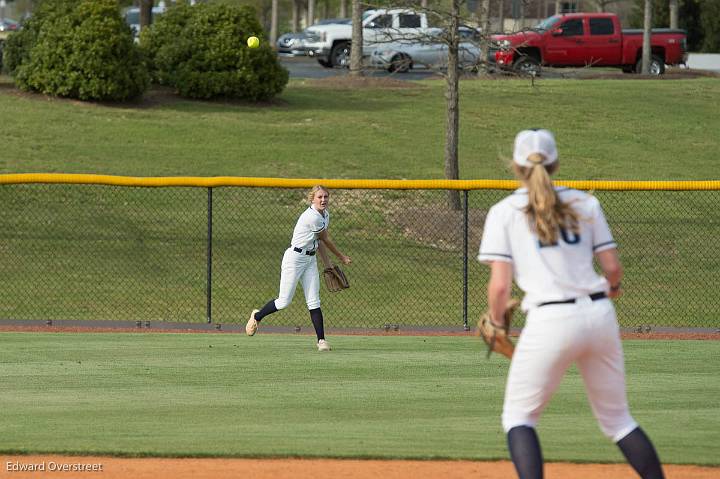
left=290, top=206, right=329, bottom=251
left=478, top=187, right=617, bottom=310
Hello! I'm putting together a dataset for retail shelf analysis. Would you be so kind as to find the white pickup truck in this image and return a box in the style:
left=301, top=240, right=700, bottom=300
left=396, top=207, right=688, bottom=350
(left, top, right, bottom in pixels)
left=304, top=8, right=431, bottom=68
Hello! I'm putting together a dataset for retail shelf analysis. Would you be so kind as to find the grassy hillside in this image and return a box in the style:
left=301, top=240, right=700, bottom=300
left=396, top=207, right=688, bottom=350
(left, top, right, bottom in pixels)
left=1, top=75, right=718, bottom=180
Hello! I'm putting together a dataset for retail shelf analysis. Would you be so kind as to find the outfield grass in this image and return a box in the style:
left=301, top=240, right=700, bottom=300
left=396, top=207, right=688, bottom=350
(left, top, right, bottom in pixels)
left=0, top=77, right=720, bottom=327
left=0, top=332, right=717, bottom=465
left=0, top=76, right=718, bottom=328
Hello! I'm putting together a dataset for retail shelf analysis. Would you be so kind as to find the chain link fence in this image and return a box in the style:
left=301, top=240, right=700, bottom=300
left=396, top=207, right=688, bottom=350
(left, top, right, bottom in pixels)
left=0, top=181, right=718, bottom=330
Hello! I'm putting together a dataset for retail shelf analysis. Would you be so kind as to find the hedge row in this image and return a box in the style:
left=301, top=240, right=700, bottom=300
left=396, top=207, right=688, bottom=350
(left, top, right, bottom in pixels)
left=2, top=0, right=288, bottom=102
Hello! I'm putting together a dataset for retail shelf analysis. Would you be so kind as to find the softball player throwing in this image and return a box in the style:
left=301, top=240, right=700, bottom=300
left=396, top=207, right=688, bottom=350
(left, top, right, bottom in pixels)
left=246, top=185, right=352, bottom=351
left=478, top=129, right=664, bottom=478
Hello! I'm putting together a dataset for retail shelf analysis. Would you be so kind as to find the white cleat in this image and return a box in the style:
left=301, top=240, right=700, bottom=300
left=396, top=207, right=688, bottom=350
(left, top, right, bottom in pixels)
left=246, top=309, right=259, bottom=336
left=317, top=339, right=331, bottom=352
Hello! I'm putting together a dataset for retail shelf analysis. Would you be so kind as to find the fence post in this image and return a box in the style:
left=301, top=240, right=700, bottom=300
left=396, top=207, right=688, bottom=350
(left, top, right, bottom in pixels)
left=206, top=187, right=213, bottom=323
left=463, top=190, right=469, bottom=331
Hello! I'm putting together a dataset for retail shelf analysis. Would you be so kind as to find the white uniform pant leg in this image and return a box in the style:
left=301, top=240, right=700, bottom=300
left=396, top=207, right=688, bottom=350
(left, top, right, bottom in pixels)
left=299, top=256, right=321, bottom=310
left=576, top=301, right=638, bottom=442
left=274, top=249, right=304, bottom=310
left=501, top=306, right=579, bottom=432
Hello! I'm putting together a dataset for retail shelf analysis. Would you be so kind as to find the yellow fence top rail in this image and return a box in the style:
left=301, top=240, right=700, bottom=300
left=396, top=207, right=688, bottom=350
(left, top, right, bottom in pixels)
left=1, top=174, right=719, bottom=191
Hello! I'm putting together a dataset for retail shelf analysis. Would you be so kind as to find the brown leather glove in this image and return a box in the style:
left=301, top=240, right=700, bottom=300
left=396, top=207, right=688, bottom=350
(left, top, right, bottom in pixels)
left=476, top=299, right=520, bottom=359
left=323, top=265, right=349, bottom=292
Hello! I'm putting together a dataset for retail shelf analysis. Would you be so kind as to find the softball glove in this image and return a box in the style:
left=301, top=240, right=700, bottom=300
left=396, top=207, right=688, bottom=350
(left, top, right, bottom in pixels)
left=323, top=265, right=350, bottom=293
left=476, top=299, right=520, bottom=359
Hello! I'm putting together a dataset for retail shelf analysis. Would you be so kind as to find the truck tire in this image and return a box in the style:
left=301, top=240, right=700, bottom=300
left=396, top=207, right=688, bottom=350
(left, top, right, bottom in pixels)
left=330, top=41, right=351, bottom=68
left=635, top=55, right=665, bottom=75
left=513, top=55, right=541, bottom=76
left=317, top=59, right=333, bottom=68
left=388, top=54, right=411, bottom=73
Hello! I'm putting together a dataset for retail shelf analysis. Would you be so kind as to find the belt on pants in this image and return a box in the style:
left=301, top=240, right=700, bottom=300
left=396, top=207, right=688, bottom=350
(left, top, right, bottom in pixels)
left=292, top=246, right=316, bottom=256
left=538, top=292, right=606, bottom=307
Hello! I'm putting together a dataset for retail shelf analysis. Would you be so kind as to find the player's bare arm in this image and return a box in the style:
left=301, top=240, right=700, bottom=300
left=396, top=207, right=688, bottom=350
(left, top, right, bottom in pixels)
left=317, top=242, right=333, bottom=268
left=487, top=261, right=513, bottom=326
left=318, top=230, right=351, bottom=265
left=596, top=248, right=623, bottom=298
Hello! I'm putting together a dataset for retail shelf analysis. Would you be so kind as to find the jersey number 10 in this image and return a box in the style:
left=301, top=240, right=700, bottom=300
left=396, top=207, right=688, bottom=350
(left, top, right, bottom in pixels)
left=539, top=228, right=581, bottom=248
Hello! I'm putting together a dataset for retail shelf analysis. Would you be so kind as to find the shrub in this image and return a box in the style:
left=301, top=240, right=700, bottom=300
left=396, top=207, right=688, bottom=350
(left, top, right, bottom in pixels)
left=141, top=2, right=288, bottom=101
left=6, top=0, right=148, bottom=101
left=2, top=0, right=75, bottom=75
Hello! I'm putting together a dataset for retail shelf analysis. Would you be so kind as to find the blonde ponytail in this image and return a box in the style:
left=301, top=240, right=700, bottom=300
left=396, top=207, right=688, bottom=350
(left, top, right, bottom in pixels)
left=514, top=154, right=579, bottom=245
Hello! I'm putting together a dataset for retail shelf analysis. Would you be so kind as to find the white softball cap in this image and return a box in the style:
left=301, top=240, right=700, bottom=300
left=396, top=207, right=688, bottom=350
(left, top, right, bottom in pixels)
left=513, top=129, right=558, bottom=167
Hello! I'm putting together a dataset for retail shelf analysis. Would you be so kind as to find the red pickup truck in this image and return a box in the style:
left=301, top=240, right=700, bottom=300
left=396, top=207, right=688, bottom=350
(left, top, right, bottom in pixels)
left=492, top=13, right=688, bottom=75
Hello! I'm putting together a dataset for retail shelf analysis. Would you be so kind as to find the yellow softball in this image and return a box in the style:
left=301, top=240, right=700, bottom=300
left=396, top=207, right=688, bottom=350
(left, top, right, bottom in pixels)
left=247, top=36, right=260, bottom=49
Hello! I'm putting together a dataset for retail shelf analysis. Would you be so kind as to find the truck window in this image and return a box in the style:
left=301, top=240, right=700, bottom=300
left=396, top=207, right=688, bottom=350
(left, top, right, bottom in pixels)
left=589, top=18, right=614, bottom=35
left=369, top=14, right=392, bottom=28
left=560, top=19, right=583, bottom=36
left=399, top=14, right=421, bottom=28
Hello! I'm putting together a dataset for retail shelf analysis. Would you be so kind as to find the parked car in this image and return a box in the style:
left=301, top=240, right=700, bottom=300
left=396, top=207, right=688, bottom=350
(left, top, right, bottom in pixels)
left=491, top=12, right=688, bottom=75
left=277, top=18, right=350, bottom=56
left=0, top=18, right=20, bottom=70
left=0, top=18, right=20, bottom=32
left=305, top=9, right=433, bottom=68
left=369, top=26, right=482, bottom=73
left=277, top=32, right=309, bottom=56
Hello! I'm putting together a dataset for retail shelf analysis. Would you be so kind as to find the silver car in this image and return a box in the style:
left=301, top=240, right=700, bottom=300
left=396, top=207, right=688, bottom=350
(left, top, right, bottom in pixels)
left=370, top=26, right=482, bottom=73
left=277, top=18, right=350, bottom=56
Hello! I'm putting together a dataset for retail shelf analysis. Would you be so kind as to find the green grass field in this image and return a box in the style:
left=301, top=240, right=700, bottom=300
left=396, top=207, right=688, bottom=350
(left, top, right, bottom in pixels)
left=1, top=75, right=719, bottom=328
left=0, top=332, right=717, bottom=465
left=1, top=75, right=719, bottom=180
left=0, top=75, right=718, bottom=466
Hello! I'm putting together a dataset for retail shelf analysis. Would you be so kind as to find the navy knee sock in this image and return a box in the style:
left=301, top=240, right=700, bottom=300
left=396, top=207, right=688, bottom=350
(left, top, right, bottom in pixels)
left=507, top=426, right=543, bottom=479
left=255, top=300, right=277, bottom=321
left=617, top=427, right=665, bottom=479
left=309, top=308, right=325, bottom=340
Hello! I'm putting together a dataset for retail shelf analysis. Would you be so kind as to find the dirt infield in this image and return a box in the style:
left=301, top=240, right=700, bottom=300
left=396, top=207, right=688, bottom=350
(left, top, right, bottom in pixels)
left=2, top=456, right=719, bottom=479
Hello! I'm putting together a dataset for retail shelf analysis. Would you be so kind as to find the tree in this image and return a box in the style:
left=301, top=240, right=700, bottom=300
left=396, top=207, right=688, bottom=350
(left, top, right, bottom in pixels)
left=477, top=0, right=491, bottom=74
left=444, top=0, right=461, bottom=211
left=339, top=0, right=347, bottom=17
left=308, top=0, right=315, bottom=27
left=139, top=0, right=152, bottom=31
left=700, top=0, right=720, bottom=52
left=590, top=0, right=622, bottom=12
left=499, top=0, right=505, bottom=30
left=5, top=0, right=148, bottom=101
left=270, top=0, right=278, bottom=46
left=390, top=1, right=469, bottom=209
left=141, top=2, right=288, bottom=100
left=630, top=0, right=702, bottom=48
left=349, top=0, right=363, bottom=76
left=669, top=0, right=678, bottom=28
left=291, top=0, right=300, bottom=32
left=641, top=0, right=651, bottom=74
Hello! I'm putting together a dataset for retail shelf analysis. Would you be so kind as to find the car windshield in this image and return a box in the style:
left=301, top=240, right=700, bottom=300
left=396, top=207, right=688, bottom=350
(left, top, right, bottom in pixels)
left=532, top=16, right=561, bottom=31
